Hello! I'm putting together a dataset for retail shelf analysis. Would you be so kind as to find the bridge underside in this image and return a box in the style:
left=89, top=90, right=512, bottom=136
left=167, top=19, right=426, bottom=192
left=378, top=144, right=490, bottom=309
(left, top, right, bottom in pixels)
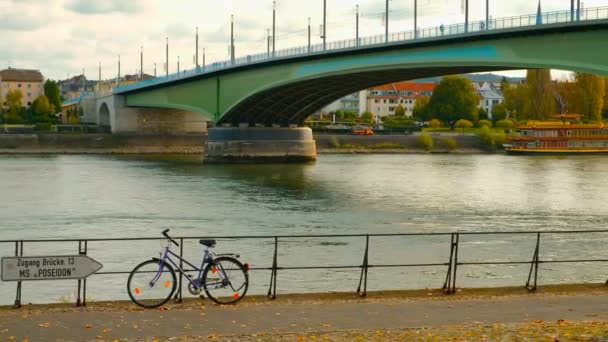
left=220, top=66, right=506, bottom=126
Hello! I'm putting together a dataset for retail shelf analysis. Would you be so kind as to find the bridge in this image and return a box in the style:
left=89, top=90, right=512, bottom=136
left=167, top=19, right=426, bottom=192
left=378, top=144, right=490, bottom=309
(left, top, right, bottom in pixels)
left=87, top=6, right=608, bottom=162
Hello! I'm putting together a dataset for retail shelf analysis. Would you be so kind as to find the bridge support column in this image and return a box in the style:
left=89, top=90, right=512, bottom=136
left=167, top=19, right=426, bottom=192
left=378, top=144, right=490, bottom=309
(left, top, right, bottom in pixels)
left=204, top=127, right=317, bottom=163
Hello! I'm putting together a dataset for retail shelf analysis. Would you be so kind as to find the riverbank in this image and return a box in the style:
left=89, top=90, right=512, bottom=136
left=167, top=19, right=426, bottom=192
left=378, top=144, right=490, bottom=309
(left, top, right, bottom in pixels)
left=1, top=284, right=606, bottom=341
left=0, top=133, right=491, bottom=155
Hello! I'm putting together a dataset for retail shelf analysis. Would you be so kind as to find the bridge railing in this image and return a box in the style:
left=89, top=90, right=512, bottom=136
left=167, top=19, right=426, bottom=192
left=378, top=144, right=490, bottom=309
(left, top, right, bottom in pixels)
left=113, top=6, right=608, bottom=94
left=1, top=229, right=607, bottom=307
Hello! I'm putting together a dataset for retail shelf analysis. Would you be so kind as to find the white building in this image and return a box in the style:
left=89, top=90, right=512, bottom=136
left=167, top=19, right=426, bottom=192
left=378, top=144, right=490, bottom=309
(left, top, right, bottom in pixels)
left=474, top=82, right=504, bottom=119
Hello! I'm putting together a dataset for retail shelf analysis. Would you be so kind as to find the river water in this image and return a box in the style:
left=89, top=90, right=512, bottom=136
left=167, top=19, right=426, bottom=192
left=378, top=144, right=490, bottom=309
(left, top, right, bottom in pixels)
left=0, top=154, right=606, bottom=305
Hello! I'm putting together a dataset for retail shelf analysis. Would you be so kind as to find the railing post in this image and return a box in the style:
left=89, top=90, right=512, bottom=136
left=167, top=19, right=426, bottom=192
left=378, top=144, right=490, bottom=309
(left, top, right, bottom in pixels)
left=526, top=233, right=541, bottom=292
left=452, top=233, right=459, bottom=294
left=14, top=241, right=23, bottom=308
left=176, top=238, right=184, bottom=303
left=443, top=233, right=460, bottom=295
left=356, top=235, right=370, bottom=297
left=267, top=236, right=279, bottom=300
left=76, top=240, right=88, bottom=307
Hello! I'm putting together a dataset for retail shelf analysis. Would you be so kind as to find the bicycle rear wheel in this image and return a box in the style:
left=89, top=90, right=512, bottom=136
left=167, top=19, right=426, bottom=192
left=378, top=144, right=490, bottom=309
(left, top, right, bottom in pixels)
left=202, top=256, right=249, bottom=305
left=127, top=259, right=177, bottom=309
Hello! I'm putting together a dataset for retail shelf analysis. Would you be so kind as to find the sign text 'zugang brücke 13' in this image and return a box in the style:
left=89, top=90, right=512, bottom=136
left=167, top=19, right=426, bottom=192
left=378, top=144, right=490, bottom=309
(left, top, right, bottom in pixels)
left=1, top=256, right=103, bottom=281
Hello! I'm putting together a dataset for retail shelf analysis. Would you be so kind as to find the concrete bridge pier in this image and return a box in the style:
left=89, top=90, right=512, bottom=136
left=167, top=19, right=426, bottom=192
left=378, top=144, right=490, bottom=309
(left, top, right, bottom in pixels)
left=204, top=127, right=317, bottom=163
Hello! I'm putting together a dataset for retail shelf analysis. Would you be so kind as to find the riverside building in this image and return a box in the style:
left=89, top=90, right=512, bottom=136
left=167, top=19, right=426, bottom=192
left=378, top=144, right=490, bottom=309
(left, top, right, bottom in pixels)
left=0, top=68, right=45, bottom=108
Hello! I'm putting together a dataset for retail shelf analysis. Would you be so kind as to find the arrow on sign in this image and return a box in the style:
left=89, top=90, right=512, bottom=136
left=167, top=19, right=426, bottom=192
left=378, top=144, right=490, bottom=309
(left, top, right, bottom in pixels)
left=1, top=255, right=103, bottom=282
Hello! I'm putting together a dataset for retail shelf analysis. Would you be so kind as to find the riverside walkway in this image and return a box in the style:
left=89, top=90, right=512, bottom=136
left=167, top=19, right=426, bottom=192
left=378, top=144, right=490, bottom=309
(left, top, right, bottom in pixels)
left=0, top=286, right=607, bottom=341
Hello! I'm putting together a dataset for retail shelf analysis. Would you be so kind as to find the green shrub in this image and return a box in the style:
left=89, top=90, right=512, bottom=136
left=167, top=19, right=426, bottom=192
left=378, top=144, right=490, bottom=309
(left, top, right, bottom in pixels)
left=329, top=136, right=340, bottom=148
left=455, top=119, right=474, bottom=133
left=429, top=119, right=442, bottom=128
left=441, top=137, right=457, bottom=151
left=478, top=120, right=492, bottom=128
left=496, top=119, right=515, bottom=130
left=477, top=126, right=506, bottom=151
left=418, top=132, right=434, bottom=152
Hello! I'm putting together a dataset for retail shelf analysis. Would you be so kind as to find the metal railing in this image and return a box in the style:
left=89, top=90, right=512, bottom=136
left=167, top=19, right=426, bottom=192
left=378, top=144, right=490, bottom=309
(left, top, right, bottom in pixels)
left=1, top=229, right=607, bottom=308
left=113, top=6, right=608, bottom=94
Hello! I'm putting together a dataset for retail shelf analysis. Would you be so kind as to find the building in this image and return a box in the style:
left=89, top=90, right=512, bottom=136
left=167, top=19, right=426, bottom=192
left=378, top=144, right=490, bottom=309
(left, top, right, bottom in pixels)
left=473, top=82, right=504, bottom=119
left=366, top=82, right=436, bottom=120
left=0, top=68, right=45, bottom=108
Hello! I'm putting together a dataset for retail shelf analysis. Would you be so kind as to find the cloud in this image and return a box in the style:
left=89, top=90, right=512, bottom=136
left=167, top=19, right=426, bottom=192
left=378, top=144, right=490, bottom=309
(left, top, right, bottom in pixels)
left=65, top=0, right=141, bottom=15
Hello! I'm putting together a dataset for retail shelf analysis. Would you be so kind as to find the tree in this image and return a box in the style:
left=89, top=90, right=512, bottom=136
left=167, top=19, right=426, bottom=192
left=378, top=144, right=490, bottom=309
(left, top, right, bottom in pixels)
left=525, top=69, right=555, bottom=120
left=4, top=90, right=25, bottom=124
left=492, top=103, right=508, bottom=121
left=381, top=116, right=416, bottom=130
left=496, top=119, right=515, bottom=130
left=334, top=109, right=357, bottom=123
left=441, top=137, right=457, bottom=151
left=478, top=120, right=492, bottom=128
left=394, top=104, right=406, bottom=117
left=503, top=83, right=528, bottom=120
left=574, top=73, right=605, bottom=122
left=426, top=76, right=479, bottom=126
left=31, top=96, right=55, bottom=123
left=477, top=125, right=506, bottom=151
left=360, top=112, right=374, bottom=124
left=455, top=119, right=473, bottom=134
left=412, top=96, right=431, bottom=121
left=44, top=80, right=62, bottom=113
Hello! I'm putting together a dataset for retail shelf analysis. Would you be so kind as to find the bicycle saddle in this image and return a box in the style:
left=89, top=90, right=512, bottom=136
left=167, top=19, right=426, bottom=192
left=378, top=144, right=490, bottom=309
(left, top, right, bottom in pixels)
left=199, top=240, right=216, bottom=248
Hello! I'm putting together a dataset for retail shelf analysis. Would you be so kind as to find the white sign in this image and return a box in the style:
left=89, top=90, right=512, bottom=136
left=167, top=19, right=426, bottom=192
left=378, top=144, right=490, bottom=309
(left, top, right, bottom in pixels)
left=1, top=255, right=103, bottom=282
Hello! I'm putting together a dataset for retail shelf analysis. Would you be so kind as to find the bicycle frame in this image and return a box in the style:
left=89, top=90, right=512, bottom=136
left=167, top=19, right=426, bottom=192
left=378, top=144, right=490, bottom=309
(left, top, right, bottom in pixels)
left=152, top=245, right=225, bottom=289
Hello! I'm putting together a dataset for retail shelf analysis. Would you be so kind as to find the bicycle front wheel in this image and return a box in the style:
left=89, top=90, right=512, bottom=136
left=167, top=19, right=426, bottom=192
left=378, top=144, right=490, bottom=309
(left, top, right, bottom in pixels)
left=127, top=259, right=177, bottom=309
left=202, top=256, right=249, bottom=305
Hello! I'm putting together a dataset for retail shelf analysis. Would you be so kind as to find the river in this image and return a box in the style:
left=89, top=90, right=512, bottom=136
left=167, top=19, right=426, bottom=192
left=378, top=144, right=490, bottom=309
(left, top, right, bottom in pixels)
left=0, top=154, right=606, bottom=305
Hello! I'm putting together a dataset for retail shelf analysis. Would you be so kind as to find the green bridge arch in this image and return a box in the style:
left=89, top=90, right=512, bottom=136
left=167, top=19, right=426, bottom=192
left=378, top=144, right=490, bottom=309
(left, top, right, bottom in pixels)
left=121, top=21, right=608, bottom=126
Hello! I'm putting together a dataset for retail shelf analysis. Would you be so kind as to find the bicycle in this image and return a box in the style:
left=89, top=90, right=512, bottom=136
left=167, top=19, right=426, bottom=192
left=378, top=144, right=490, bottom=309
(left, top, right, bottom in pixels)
left=127, top=230, right=249, bottom=308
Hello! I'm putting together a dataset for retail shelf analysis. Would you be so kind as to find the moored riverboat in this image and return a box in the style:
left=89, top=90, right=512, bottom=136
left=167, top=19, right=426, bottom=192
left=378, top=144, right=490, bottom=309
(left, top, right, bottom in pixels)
left=505, top=114, right=608, bottom=154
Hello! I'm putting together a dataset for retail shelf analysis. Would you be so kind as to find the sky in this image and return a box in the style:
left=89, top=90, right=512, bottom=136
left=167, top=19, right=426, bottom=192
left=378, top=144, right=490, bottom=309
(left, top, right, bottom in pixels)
left=0, top=0, right=605, bottom=81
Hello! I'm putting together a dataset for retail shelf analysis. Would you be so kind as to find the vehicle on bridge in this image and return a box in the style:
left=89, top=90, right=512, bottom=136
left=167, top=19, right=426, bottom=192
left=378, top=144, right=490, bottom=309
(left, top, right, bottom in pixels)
left=505, top=114, right=608, bottom=154
left=352, top=127, right=374, bottom=135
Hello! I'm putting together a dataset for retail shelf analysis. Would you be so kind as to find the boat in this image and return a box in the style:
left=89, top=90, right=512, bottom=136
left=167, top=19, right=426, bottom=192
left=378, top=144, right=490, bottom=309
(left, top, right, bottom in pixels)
left=505, top=114, right=608, bottom=154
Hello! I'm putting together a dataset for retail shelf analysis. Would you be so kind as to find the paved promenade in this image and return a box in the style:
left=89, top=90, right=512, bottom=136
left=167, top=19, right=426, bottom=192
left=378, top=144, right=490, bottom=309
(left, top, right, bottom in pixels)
left=0, top=289, right=607, bottom=341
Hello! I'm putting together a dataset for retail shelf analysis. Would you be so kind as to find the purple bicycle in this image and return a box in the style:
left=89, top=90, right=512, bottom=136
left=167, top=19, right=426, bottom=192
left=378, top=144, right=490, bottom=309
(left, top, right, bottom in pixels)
left=127, top=230, right=249, bottom=308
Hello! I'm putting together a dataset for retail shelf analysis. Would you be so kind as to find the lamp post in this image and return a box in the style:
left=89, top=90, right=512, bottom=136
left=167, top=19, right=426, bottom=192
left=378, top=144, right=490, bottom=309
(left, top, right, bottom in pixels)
left=267, top=28, right=271, bottom=57
left=230, top=14, right=235, bottom=64
left=486, top=0, right=489, bottom=30
left=98, top=62, right=101, bottom=92
left=195, top=27, right=199, bottom=70
left=140, top=46, right=143, bottom=80
left=308, top=17, right=311, bottom=52
left=272, top=1, right=276, bottom=58
left=465, top=0, right=469, bottom=33
left=117, top=55, right=121, bottom=87
left=385, top=0, right=389, bottom=43
left=577, top=0, right=581, bottom=21
left=356, top=4, right=359, bottom=46
left=414, top=0, right=417, bottom=38
left=571, top=0, right=575, bottom=21
left=177, top=56, right=180, bottom=76
left=322, top=0, right=327, bottom=51
left=203, top=48, right=206, bottom=70
left=165, top=37, right=169, bottom=78
left=154, top=63, right=157, bottom=77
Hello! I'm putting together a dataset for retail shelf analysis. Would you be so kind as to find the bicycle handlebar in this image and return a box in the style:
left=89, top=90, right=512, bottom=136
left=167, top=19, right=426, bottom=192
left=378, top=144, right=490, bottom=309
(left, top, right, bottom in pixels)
left=162, top=229, right=179, bottom=247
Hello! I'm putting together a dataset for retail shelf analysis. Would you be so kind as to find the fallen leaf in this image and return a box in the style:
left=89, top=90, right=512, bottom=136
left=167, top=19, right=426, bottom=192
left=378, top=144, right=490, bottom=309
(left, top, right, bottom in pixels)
left=37, top=323, right=50, bottom=328
left=83, top=324, right=93, bottom=329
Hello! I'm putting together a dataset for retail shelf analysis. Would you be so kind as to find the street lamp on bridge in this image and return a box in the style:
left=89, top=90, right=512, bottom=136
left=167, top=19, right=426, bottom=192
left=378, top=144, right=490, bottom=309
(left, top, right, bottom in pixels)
left=272, top=1, right=276, bottom=58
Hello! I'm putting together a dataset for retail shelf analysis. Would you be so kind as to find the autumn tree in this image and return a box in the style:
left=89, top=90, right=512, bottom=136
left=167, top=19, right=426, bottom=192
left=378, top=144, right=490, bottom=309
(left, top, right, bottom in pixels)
left=492, top=103, right=508, bottom=121
left=412, top=96, right=431, bottom=121
left=574, top=73, right=605, bottom=122
left=427, top=76, right=479, bottom=127
left=360, top=112, right=374, bottom=124
left=555, top=80, right=580, bottom=115
left=503, top=83, right=528, bottom=120
left=4, top=90, right=25, bottom=124
left=455, top=119, right=473, bottom=134
left=525, top=69, right=555, bottom=120
left=394, top=104, right=406, bottom=117
left=31, top=96, right=56, bottom=123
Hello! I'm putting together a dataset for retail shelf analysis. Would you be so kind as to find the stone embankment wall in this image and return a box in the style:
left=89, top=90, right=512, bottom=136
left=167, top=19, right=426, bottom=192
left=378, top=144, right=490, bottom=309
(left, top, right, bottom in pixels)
left=0, top=134, right=205, bottom=154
